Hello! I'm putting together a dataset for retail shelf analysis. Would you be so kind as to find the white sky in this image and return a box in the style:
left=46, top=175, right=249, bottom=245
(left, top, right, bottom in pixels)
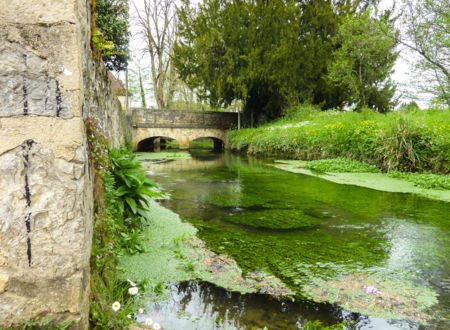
left=125, top=0, right=431, bottom=108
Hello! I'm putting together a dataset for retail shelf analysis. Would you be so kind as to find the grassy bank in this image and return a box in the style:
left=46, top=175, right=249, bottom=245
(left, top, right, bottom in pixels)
left=228, top=105, right=450, bottom=174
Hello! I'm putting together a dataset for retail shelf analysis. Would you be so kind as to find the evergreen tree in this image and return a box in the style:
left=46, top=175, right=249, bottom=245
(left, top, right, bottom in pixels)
left=328, top=10, right=399, bottom=112
left=173, top=0, right=388, bottom=123
left=95, top=0, right=130, bottom=71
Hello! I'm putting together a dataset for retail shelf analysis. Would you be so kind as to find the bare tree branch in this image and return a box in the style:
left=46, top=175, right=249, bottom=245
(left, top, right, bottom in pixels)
left=132, top=0, right=178, bottom=109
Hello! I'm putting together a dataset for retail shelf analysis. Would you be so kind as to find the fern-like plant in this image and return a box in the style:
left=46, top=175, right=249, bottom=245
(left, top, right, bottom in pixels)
left=110, top=147, right=160, bottom=229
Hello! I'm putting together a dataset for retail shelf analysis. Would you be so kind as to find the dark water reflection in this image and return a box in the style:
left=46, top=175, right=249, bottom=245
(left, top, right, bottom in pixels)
left=137, top=282, right=418, bottom=330
left=141, top=151, right=450, bottom=329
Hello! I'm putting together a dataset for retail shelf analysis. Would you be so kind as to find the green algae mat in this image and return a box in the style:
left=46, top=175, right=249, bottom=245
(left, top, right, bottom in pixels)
left=120, top=201, right=291, bottom=299
left=128, top=152, right=450, bottom=328
left=274, top=160, right=450, bottom=203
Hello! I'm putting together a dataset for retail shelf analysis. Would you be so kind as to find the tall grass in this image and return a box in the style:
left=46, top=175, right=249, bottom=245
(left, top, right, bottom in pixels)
left=228, top=105, right=450, bottom=174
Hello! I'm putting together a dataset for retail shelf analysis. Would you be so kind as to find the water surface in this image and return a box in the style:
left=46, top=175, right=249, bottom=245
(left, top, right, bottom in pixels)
left=141, top=151, right=450, bottom=329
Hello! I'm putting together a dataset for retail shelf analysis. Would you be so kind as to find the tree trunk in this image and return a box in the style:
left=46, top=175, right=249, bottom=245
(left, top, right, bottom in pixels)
left=138, top=67, right=146, bottom=108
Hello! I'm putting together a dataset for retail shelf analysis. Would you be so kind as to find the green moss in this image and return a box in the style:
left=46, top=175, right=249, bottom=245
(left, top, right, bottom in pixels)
left=191, top=219, right=386, bottom=289
left=119, top=201, right=196, bottom=284
left=119, top=201, right=291, bottom=297
left=274, top=160, right=450, bottom=202
left=305, top=273, right=438, bottom=323
left=223, top=209, right=321, bottom=229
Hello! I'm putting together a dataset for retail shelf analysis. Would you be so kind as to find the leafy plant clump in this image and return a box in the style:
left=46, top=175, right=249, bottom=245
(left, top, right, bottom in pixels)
left=228, top=104, right=450, bottom=174
left=388, top=171, right=450, bottom=190
left=93, top=0, right=130, bottom=71
left=304, top=158, right=381, bottom=173
left=109, top=148, right=160, bottom=229
left=90, top=146, right=160, bottom=327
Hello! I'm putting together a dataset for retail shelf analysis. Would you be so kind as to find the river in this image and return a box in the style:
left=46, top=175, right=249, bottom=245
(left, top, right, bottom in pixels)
left=137, top=150, right=449, bottom=330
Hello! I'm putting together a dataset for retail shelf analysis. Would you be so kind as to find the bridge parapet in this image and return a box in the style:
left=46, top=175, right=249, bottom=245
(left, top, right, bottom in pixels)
left=132, top=108, right=238, bottom=129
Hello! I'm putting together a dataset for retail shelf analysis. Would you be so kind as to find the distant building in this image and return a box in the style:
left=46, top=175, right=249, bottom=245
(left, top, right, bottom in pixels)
left=108, top=71, right=130, bottom=110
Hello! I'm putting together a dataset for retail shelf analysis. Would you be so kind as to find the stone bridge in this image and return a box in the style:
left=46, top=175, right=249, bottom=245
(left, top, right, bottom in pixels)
left=130, top=108, right=238, bottom=150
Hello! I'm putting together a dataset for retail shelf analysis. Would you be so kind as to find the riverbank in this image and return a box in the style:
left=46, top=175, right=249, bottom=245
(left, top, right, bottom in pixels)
left=274, top=159, right=450, bottom=202
left=227, top=104, right=450, bottom=174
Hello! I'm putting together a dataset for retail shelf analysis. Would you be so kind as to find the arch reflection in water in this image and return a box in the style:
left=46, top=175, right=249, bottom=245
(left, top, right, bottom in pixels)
left=137, top=136, right=180, bottom=152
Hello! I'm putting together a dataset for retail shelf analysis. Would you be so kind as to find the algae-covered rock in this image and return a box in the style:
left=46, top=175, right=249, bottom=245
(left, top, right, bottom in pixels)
left=305, top=273, right=438, bottom=323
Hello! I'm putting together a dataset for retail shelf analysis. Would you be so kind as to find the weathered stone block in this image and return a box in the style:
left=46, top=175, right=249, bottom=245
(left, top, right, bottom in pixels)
left=0, top=25, right=87, bottom=118
left=0, top=140, right=92, bottom=328
left=0, top=0, right=126, bottom=327
left=0, top=0, right=80, bottom=25
left=0, top=116, right=85, bottom=161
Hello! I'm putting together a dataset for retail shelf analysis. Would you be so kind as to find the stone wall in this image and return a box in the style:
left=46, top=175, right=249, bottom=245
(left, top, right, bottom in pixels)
left=0, top=0, right=124, bottom=327
left=132, top=108, right=238, bottom=130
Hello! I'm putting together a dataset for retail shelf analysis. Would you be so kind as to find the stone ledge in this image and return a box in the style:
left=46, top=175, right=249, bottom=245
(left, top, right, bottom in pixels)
left=0, top=116, right=85, bottom=162
left=0, top=0, right=81, bottom=26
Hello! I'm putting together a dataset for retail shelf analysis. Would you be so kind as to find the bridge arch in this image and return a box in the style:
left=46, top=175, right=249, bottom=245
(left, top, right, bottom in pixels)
left=189, top=137, right=224, bottom=150
left=133, top=127, right=227, bottom=151
left=136, top=136, right=179, bottom=152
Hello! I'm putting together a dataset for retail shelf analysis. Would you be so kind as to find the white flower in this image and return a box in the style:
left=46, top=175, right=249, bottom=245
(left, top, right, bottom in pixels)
left=112, top=301, right=121, bottom=312
left=128, top=286, right=139, bottom=295
left=138, top=308, right=144, bottom=314
left=127, top=279, right=137, bottom=286
left=127, top=314, right=132, bottom=319
left=145, top=318, right=153, bottom=326
left=153, top=323, right=161, bottom=330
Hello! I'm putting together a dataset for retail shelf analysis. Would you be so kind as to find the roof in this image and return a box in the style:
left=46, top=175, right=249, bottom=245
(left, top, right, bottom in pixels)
left=108, top=71, right=129, bottom=96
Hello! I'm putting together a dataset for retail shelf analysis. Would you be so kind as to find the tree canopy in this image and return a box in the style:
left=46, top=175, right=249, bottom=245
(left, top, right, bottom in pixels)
left=399, top=0, right=449, bottom=106
left=95, top=0, right=130, bottom=71
left=173, top=0, right=396, bottom=122
left=328, top=10, right=398, bottom=112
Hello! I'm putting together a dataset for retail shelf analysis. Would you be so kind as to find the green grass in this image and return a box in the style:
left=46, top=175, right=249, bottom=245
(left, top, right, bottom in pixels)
left=164, top=139, right=180, bottom=149
left=228, top=104, right=450, bottom=174
left=189, top=139, right=214, bottom=149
